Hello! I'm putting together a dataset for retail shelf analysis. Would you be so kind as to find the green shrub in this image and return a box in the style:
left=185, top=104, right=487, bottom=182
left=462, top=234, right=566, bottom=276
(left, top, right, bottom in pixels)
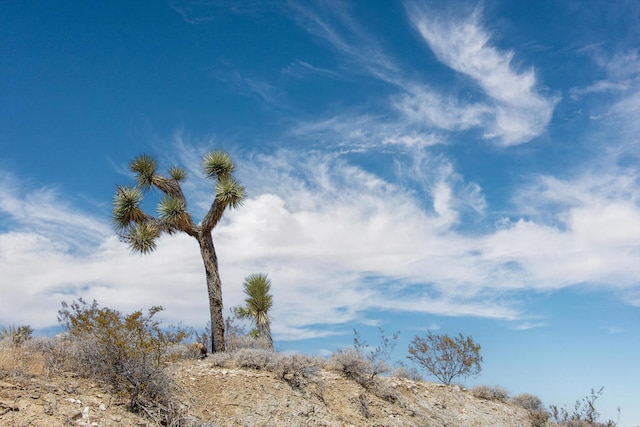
left=57, top=299, right=188, bottom=422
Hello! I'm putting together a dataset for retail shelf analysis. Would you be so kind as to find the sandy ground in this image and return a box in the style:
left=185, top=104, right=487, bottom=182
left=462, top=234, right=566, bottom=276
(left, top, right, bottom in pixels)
left=1, top=347, right=537, bottom=427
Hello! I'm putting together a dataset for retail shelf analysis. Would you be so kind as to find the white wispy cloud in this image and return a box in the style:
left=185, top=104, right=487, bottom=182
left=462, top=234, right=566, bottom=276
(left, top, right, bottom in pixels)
left=393, top=83, right=491, bottom=132
left=404, top=2, right=557, bottom=145
left=285, top=1, right=556, bottom=147
left=287, top=0, right=398, bottom=81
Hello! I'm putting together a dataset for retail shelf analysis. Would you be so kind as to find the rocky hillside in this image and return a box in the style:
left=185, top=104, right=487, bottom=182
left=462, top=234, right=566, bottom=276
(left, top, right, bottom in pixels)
left=0, top=345, right=537, bottom=427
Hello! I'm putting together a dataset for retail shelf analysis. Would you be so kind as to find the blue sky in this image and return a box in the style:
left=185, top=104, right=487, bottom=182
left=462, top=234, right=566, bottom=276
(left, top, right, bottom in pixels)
left=1, top=1, right=639, bottom=424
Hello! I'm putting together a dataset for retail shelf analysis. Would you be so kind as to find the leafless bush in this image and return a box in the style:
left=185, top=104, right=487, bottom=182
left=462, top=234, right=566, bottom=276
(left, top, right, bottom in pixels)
left=327, top=328, right=400, bottom=388
left=549, top=387, right=618, bottom=427
left=353, top=328, right=398, bottom=378
left=471, top=384, right=509, bottom=402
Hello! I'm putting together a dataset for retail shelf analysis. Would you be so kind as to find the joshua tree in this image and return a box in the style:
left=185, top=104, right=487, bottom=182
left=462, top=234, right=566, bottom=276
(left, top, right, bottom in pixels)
left=112, top=151, right=245, bottom=352
left=235, top=273, right=274, bottom=350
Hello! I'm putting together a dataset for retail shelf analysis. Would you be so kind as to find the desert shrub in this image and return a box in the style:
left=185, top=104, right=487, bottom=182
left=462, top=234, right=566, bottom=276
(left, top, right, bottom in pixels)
left=353, top=328, right=399, bottom=377
left=0, top=324, right=33, bottom=347
left=269, top=353, right=325, bottom=390
left=329, top=328, right=400, bottom=387
left=407, top=331, right=482, bottom=385
left=510, top=394, right=550, bottom=427
left=166, top=342, right=208, bottom=360
left=56, top=299, right=188, bottom=421
left=207, top=348, right=325, bottom=393
left=511, top=393, right=545, bottom=411
left=222, top=311, right=273, bottom=351
left=528, top=409, right=550, bottom=427
left=227, top=333, right=273, bottom=351
left=549, top=387, right=618, bottom=427
left=232, top=348, right=280, bottom=370
left=391, top=363, right=424, bottom=381
left=328, top=347, right=375, bottom=386
left=471, top=384, right=509, bottom=402
left=207, top=351, right=235, bottom=368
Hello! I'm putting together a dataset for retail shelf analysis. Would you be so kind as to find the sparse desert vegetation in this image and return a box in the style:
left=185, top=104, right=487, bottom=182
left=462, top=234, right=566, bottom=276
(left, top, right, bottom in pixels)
left=0, top=303, right=620, bottom=426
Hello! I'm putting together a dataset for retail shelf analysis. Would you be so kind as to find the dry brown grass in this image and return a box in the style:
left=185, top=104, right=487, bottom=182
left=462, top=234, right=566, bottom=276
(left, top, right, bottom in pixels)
left=0, top=339, right=48, bottom=379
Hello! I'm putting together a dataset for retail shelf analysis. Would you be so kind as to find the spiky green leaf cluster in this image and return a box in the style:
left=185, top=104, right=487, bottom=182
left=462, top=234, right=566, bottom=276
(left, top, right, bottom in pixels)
left=216, top=177, right=246, bottom=209
left=202, top=150, right=235, bottom=179
left=130, top=154, right=158, bottom=190
left=168, top=166, right=187, bottom=182
left=112, top=186, right=145, bottom=232
left=157, top=196, right=186, bottom=225
left=236, top=273, right=273, bottom=326
left=126, top=222, right=160, bottom=254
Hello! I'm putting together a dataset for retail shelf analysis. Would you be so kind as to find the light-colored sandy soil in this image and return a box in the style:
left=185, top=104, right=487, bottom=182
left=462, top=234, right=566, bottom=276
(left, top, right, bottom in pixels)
left=1, top=347, right=537, bottom=427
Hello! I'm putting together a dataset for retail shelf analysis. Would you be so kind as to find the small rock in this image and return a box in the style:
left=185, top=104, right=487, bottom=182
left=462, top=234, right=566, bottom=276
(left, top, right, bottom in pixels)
left=44, top=393, right=57, bottom=415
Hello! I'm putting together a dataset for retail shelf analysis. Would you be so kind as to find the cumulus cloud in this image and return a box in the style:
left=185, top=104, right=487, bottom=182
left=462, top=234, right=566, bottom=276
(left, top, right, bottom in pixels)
left=1, top=143, right=638, bottom=339
left=488, top=171, right=640, bottom=289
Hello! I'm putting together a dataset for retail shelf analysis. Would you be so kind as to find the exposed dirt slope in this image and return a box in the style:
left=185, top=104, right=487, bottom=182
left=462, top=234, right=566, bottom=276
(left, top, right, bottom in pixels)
left=171, top=360, right=533, bottom=427
left=1, top=349, right=535, bottom=427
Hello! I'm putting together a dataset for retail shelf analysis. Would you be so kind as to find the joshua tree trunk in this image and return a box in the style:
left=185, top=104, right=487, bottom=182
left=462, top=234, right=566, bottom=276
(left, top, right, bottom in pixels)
left=258, top=323, right=273, bottom=350
left=113, top=151, right=245, bottom=354
left=198, top=231, right=225, bottom=353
